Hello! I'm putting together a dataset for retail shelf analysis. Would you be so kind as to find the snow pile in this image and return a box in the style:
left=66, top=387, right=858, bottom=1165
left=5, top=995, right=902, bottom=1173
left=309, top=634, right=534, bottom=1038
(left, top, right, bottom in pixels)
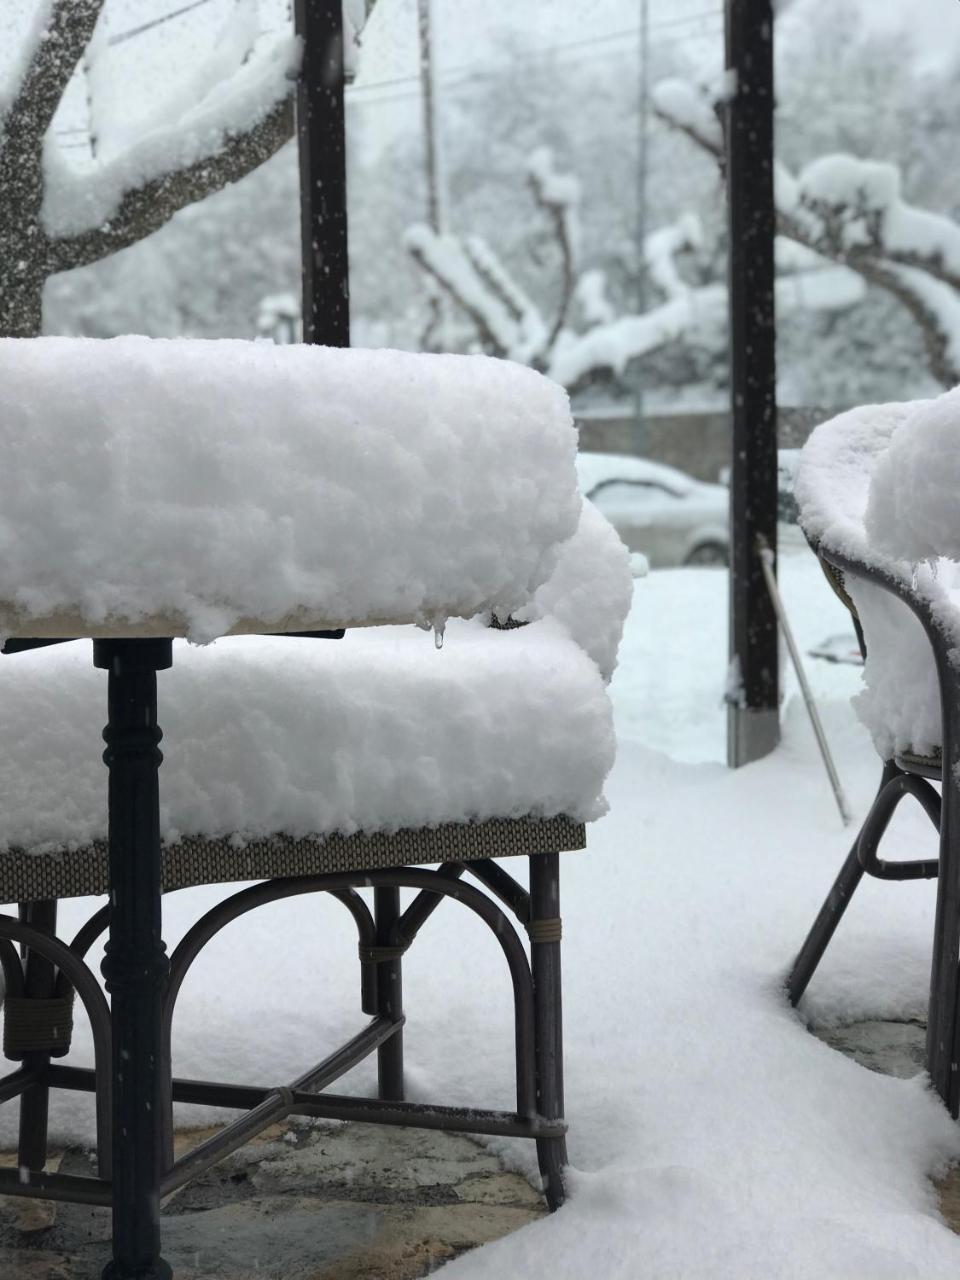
left=0, top=337, right=580, bottom=641
left=849, top=576, right=952, bottom=758
left=517, top=502, right=634, bottom=681
left=866, top=388, right=960, bottom=564
left=796, top=397, right=960, bottom=757
left=795, top=400, right=922, bottom=566
left=0, top=619, right=614, bottom=854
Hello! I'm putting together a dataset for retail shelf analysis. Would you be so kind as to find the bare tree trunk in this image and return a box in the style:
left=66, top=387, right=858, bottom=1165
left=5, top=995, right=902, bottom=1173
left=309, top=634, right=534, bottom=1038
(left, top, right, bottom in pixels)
left=0, top=272, right=45, bottom=338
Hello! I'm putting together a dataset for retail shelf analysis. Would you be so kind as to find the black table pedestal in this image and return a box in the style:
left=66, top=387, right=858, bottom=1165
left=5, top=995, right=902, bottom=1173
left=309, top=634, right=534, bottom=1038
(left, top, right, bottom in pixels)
left=95, top=638, right=173, bottom=1280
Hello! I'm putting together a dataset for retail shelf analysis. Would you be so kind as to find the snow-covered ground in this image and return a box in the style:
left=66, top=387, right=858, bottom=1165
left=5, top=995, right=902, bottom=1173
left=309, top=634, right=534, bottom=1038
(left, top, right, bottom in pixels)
left=7, top=542, right=960, bottom=1276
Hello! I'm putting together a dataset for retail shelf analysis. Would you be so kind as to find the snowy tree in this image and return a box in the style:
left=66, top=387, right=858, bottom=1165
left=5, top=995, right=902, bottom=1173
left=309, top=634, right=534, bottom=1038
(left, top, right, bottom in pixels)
left=405, top=146, right=865, bottom=398
left=0, top=0, right=375, bottom=338
left=653, top=76, right=960, bottom=389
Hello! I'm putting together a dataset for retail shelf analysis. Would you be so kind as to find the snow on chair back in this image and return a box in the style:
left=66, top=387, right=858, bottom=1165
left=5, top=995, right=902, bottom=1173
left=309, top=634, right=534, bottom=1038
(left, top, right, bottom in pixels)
left=0, top=337, right=581, bottom=642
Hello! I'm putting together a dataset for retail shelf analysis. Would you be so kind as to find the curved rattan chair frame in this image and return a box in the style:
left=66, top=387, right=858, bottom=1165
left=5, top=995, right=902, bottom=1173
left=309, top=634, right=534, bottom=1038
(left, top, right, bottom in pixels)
left=0, top=853, right=570, bottom=1213
left=786, top=542, right=960, bottom=1112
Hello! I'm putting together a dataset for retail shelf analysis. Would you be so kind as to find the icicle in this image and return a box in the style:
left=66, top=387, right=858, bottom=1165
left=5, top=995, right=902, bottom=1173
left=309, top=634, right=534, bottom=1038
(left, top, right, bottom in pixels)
left=434, top=621, right=445, bottom=650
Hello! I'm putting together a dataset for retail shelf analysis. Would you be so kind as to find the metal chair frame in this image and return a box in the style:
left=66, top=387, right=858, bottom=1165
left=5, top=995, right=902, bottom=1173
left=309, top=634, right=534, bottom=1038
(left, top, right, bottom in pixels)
left=786, top=543, right=960, bottom=1113
left=0, top=635, right=574, bottom=1279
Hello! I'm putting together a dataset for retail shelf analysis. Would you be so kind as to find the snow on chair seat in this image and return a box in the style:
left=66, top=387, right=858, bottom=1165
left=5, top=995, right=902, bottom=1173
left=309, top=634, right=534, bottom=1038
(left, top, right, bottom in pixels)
left=0, top=618, right=616, bottom=900
left=0, top=336, right=580, bottom=641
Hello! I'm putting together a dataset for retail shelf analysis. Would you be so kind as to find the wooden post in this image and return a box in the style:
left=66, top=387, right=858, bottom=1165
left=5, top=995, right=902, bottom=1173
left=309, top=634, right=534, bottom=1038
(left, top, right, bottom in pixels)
left=295, top=0, right=350, bottom=347
left=725, top=0, right=779, bottom=767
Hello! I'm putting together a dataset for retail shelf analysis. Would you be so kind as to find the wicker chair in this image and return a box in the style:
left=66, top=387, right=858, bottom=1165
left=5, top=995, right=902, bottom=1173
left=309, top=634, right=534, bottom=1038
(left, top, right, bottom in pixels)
left=0, top=337, right=631, bottom=1279
left=785, top=399, right=960, bottom=1113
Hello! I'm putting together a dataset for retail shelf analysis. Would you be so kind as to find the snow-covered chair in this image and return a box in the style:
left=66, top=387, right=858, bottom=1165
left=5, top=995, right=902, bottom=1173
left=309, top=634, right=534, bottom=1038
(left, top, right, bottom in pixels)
left=786, top=392, right=960, bottom=1110
left=0, top=337, right=631, bottom=1277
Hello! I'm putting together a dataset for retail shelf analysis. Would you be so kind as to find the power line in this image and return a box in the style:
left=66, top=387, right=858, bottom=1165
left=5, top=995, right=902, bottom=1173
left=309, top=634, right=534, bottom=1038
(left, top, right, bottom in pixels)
left=347, top=22, right=723, bottom=107
left=346, top=8, right=721, bottom=97
left=347, top=12, right=722, bottom=100
left=107, top=0, right=213, bottom=47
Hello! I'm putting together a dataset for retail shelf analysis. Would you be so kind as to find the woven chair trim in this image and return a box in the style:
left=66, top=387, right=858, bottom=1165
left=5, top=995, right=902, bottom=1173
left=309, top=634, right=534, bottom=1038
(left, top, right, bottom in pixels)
left=0, top=815, right=587, bottom=903
left=817, top=555, right=859, bottom=623
left=895, top=749, right=943, bottom=780
left=526, top=917, right=562, bottom=943
left=3, top=993, right=75, bottom=1060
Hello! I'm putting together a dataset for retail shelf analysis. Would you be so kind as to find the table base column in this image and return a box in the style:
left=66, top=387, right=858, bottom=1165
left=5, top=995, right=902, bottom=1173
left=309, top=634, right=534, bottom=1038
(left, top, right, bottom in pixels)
left=95, top=638, right=173, bottom=1280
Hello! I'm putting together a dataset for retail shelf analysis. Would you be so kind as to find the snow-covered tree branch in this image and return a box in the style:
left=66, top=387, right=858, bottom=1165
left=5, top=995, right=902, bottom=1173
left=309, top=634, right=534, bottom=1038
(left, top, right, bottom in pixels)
left=652, top=76, right=960, bottom=386
left=405, top=145, right=864, bottom=397
left=0, top=1, right=375, bottom=338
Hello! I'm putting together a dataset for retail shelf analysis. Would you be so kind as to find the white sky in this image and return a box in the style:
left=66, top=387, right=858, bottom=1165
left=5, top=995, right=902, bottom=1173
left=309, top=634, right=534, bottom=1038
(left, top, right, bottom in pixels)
left=1, top=0, right=959, bottom=157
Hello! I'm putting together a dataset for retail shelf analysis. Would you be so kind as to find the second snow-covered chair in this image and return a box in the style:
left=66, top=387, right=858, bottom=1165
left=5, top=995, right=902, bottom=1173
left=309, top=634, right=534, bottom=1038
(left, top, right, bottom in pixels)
left=786, top=389, right=960, bottom=1116
left=0, top=336, right=631, bottom=1277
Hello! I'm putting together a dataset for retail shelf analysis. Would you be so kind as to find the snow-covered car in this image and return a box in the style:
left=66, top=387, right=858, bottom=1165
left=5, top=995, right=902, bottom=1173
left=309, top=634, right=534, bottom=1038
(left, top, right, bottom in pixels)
left=576, top=451, right=729, bottom=568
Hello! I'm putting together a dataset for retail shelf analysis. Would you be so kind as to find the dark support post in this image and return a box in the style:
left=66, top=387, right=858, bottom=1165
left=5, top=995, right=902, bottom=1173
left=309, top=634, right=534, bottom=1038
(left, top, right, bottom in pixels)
left=725, top=0, right=779, bottom=767
left=294, top=0, right=350, bottom=347
left=16, top=899, right=58, bottom=1173
left=95, top=638, right=173, bottom=1280
left=928, top=677, right=960, bottom=1112
left=529, top=853, right=566, bottom=1210
left=374, top=887, right=404, bottom=1102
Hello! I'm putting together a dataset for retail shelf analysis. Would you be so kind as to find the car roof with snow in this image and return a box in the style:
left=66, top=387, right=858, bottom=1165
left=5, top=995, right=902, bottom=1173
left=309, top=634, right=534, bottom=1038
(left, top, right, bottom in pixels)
left=575, top=451, right=704, bottom=498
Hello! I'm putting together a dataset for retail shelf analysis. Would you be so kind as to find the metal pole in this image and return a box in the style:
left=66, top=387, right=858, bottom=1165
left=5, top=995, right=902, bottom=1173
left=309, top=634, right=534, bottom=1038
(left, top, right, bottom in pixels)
left=633, top=0, right=649, bottom=456
left=417, top=0, right=448, bottom=349
left=725, top=0, right=779, bottom=767
left=757, top=538, right=851, bottom=825
left=417, top=0, right=446, bottom=238
left=294, top=0, right=350, bottom=347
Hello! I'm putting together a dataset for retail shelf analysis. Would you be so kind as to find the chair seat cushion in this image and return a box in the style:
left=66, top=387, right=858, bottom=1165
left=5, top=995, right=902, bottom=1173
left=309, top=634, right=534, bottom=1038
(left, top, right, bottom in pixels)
left=0, top=620, right=614, bottom=862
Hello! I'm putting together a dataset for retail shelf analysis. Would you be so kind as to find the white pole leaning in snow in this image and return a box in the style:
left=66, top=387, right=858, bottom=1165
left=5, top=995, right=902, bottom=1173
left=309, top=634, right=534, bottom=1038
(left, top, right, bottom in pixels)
left=756, top=535, right=852, bottom=827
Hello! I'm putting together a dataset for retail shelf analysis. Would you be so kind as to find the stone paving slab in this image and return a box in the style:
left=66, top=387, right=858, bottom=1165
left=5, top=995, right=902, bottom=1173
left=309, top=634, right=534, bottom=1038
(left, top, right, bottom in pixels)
left=0, top=1119, right=545, bottom=1279
left=812, top=1017, right=960, bottom=1235
left=815, top=1018, right=927, bottom=1080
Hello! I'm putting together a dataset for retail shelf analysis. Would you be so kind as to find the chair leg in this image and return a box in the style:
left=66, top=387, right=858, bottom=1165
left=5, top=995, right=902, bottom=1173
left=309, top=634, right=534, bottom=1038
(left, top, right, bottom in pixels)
left=928, top=694, right=960, bottom=1112
left=17, top=899, right=58, bottom=1175
left=374, top=885, right=404, bottom=1102
left=786, top=760, right=902, bottom=1007
left=529, top=852, right=567, bottom=1211
left=786, top=845, right=865, bottom=1007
